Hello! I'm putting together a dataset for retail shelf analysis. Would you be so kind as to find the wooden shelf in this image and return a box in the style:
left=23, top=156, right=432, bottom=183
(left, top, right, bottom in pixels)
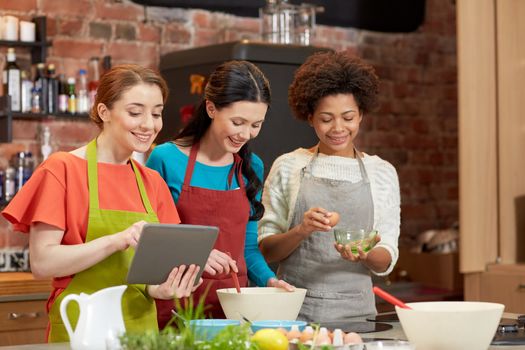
left=0, top=17, right=51, bottom=64
left=12, top=112, right=90, bottom=121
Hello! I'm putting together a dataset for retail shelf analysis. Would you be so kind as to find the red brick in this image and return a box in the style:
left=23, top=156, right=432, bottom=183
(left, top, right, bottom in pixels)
left=93, top=0, right=143, bottom=21
left=193, top=28, right=220, bottom=47
left=41, top=0, right=92, bottom=17
left=232, top=18, right=260, bottom=33
left=138, top=23, right=160, bottom=42
left=164, top=23, right=191, bottom=45
left=46, top=17, right=58, bottom=37
left=48, top=120, right=98, bottom=146
left=1, top=0, right=37, bottom=12
left=192, top=11, right=212, bottom=28
left=106, top=42, right=158, bottom=66
left=12, top=120, right=38, bottom=140
left=7, top=230, right=29, bottom=247
left=51, top=39, right=103, bottom=60
left=57, top=18, right=85, bottom=37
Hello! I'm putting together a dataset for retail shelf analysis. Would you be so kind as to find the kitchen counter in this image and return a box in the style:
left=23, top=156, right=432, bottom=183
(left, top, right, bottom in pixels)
left=0, top=313, right=523, bottom=350
left=0, top=272, right=51, bottom=298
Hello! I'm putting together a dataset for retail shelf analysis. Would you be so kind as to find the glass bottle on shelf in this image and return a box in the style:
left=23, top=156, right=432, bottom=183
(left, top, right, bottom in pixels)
left=47, top=64, right=58, bottom=114
left=40, top=125, right=53, bottom=162
left=67, top=77, right=76, bottom=114
left=57, top=74, right=68, bottom=114
left=76, top=69, right=89, bottom=114
left=34, top=63, right=48, bottom=114
left=87, top=57, right=100, bottom=109
left=20, top=70, right=33, bottom=113
left=4, top=167, right=16, bottom=202
left=3, top=48, right=22, bottom=112
left=31, top=87, right=41, bottom=113
left=102, top=55, right=112, bottom=76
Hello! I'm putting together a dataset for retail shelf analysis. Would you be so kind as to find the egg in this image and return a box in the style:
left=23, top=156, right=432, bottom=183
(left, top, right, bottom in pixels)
left=286, top=325, right=302, bottom=340
left=327, top=212, right=340, bottom=227
left=343, top=331, right=363, bottom=344
left=299, top=327, right=314, bottom=343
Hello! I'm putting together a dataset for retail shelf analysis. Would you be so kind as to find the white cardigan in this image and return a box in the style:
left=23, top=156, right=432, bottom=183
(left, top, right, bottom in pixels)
left=258, top=148, right=401, bottom=276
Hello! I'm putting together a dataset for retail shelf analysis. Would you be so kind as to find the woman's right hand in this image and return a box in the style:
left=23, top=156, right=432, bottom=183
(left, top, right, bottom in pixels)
left=111, top=220, right=147, bottom=251
left=297, top=207, right=333, bottom=236
left=204, top=249, right=238, bottom=276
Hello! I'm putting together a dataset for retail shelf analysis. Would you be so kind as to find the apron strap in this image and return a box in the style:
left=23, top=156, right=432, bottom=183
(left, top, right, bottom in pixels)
left=87, top=138, right=155, bottom=214
left=355, top=150, right=370, bottom=184
left=87, top=139, right=100, bottom=211
left=130, top=159, right=155, bottom=214
left=229, top=153, right=245, bottom=190
left=182, top=142, right=199, bottom=189
left=184, top=142, right=245, bottom=190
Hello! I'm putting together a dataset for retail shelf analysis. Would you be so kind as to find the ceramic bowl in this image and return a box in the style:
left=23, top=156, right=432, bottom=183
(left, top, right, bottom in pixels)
left=188, top=319, right=240, bottom=340
left=333, top=229, right=378, bottom=253
left=250, top=320, right=307, bottom=333
left=396, top=301, right=504, bottom=350
left=217, top=287, right=307, bottom=321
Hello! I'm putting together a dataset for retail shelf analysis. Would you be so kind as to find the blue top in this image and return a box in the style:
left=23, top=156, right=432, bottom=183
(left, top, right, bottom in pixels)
left=146, top=142, right=275, bottom=287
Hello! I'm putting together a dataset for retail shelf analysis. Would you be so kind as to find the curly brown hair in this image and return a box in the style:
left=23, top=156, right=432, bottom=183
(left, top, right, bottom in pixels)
left=288, top=51, right=380, bottom=121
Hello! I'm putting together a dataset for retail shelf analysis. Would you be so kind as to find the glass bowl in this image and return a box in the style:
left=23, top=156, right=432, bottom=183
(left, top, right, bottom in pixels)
left=333, top=229, right=378, bottom=254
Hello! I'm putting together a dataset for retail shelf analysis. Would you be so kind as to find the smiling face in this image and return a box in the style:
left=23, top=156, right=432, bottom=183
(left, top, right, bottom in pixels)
left=99, top=83, right=164, bottom=156
left=309, top=93, right=362, bottom=157
left=206, top=100, right=268, bottom=154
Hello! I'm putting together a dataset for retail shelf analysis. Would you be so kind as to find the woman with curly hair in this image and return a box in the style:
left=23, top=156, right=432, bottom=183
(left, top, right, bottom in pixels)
left=257, top=51, right=400, bottom=323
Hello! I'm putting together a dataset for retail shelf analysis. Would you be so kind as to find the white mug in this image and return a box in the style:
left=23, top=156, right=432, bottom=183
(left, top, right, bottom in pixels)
left=3, top=15, right=19, bottom=41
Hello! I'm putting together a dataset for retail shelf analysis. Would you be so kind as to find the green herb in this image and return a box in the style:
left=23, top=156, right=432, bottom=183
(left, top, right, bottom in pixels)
left=120, top=286, right=258, bottom=350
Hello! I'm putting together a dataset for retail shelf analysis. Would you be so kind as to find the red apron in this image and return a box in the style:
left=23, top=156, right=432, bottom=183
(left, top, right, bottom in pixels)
left=156, top=143, right=250, bottom=328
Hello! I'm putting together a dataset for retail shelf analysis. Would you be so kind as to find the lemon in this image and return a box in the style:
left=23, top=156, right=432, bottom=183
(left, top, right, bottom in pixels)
left=251, top=328, right=289, bottom=350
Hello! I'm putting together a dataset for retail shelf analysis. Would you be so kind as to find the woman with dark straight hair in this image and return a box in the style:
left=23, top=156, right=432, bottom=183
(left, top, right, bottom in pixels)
left=148, top=60, right=292, bottom=326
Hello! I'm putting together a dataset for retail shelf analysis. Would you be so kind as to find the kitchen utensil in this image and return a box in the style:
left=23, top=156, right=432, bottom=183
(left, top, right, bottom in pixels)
left=372, top=286, right=411, bottom=310
left=60, top=285, right=127, bottom=350
left=333, top=229, right=378, bottom=254
left=226, top=251, right=241, bottom=293
left=217, top=287, right=306, bottom=321
left=396, top=301, right=504, bottom=350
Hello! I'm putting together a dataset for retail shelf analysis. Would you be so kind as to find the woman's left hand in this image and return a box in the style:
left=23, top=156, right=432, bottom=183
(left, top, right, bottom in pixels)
left=147, top=264, right=203, bottom=300
left=267, top=277, right=295, bottom=292
left=334, top=234, right=381, bottom=262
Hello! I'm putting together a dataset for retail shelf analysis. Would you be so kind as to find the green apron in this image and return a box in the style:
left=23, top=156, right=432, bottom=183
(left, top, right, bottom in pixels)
left=48, top=139, right=159, bottom=342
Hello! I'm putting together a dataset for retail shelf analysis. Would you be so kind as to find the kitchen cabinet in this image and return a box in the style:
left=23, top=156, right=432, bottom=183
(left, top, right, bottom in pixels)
left=458, top=0, right=525, bottom=312
left=0, top=273, right=51, bottom=346
left=0, top=299, right=48, bottom=345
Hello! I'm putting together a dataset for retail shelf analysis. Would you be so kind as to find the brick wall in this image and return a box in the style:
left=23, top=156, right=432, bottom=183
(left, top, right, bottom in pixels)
left=0, top=0, right=458, bottom=249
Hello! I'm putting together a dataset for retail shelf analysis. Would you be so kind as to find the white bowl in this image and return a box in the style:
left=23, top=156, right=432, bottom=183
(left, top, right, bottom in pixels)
left=396, top=301, right=504, bottom=350
left=217, top=287, right=306, bottom=321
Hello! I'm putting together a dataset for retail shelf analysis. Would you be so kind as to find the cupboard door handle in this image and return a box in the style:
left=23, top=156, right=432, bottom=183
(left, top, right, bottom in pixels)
left=519, top=284, right=525, bottom=291
left=8, top=311, right=42, bottom=320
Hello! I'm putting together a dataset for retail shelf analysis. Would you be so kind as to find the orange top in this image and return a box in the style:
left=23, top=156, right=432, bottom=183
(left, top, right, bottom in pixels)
left=1, top=152, right=180, bottom=309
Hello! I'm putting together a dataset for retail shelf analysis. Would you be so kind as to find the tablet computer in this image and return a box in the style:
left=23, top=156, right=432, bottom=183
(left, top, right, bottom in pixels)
left=126, top=224, right=219, bottom=285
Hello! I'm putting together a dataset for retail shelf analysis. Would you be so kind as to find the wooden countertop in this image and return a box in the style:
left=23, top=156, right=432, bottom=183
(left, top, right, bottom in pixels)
left=0, top=272, right=51, bottom=298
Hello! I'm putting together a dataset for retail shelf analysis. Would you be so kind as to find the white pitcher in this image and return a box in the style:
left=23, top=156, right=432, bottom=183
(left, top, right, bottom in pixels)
left=60, top=285, right=127, bottom=350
